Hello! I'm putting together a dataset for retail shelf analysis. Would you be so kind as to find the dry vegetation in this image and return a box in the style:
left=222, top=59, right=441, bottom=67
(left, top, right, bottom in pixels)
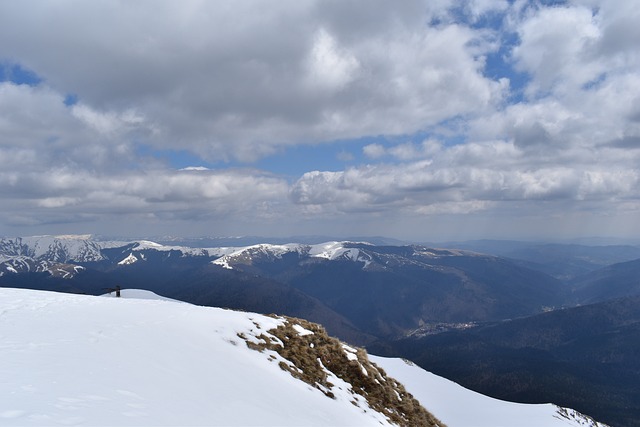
left=242, top=316, right=445, bottom=427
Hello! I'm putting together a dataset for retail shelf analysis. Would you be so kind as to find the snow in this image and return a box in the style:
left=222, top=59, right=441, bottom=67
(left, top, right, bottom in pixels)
left=211, top=243, right=306, bottom=269
left=213, top=256, right=233, bottom=269
left=1, top=235, right=128, bottom=262
left=371, top=356, right=607, bottom=427
left=118, top=253, right=139, bottom=265
left=134, top=240, right=164, bottom=249
left=211, top=241, right=375, bottom=270
left=342, top=344, right=359, bottom=361
left=308, top=241, right=359, bottom=261
left=132, top=241, right=245, bottom=259
left=292, top=324, right=314, bottom=336
left=0, top=288, right=395, bottom=426
left=100, top=289, right=179, bottom=302
left=307, top=242, right=373, bottom=267
left=0, top=288, right=609, bottom=427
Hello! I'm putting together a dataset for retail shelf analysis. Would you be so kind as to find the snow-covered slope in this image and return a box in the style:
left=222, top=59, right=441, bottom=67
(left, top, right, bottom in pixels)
left=211, top=241, right=375, bottom=269
left=0, top=288, right=413, bottom=426
left=101, top=288, right=180, bottom=302
left=129, top=240, right=237, bottom=258
left=0, top=288, right=607, bottom=427
left=0, top=235, right=126, bottom=263
left=0, top=235, right=127, bottom=276
left=117, top=253, right=139, bottom=265
left=373, top=357, right=607, bottom=427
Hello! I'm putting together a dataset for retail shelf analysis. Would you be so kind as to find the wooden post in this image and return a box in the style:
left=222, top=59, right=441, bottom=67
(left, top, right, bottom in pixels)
left=115, top=285, right=121, bottom=298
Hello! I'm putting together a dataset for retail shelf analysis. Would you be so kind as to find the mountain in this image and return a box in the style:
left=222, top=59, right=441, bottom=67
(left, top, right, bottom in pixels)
left=211, top=242, right=565, bottom=338
left=439, top=240, right=640, bottom=280
left=0, top=235, right=127, bottom=277
left=166, top=235, right=411, bottom=247
left=0, top=236, right=566, bottom=341
left=570, top=258, right=640, bottom=304
left=370, top=296, right=640, bottom=427
left=0, top=287, right=606, bottom=427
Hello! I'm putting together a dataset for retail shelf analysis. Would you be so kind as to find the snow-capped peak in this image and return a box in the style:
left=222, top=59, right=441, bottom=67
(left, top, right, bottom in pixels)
left=211, top=241, right=374, bottom=270
left=0, top=235, right=127, bottom=263
left=212, top=243, right=307, bottom=269
left=308, top=241, right=373, bottom=266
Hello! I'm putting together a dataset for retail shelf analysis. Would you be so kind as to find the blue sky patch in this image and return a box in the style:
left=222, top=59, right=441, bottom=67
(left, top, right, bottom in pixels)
left=64, top=94, right=79, bottom=106
left=0, top=63, right=43, bottom=86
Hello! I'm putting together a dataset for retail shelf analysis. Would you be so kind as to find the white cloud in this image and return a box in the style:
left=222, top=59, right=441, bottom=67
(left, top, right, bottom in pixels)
left=389, top=143, right=423, bottom=161
left=291, top=138, right=640, bottom=217
left=0, top=1, right=503, bottom=162
left=305, top=28, right=360, bottom=91
left=363, top=143, right=386, bottom=159
left=513, top=5, right=603, bottom=95
left=465, top=0, right=510, bottom=22
left=71, top=104, right=146, bottom=136
left=0, top=168, right=289, bottom=227
left=1, top=1, right=640, bottom=239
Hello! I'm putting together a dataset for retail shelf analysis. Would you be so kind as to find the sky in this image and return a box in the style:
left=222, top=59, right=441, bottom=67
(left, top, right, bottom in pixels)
left=1, top=0, right=639, bottom=242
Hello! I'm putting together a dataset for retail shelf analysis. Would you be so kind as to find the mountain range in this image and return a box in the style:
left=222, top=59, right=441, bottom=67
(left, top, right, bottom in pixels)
left=438, top=239, right=640, bottom=280
left=0, top=235, right=567, bottom=341
left=2, top=234, right=640, bottom=425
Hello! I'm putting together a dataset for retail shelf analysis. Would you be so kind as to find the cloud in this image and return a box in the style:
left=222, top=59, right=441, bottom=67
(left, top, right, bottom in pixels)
left=336, top=150, right=354, bottom=162
left=464, top=0, right=509, bottom=22
left=363, top=143, right=386, bottom=159
left=1, top=1, right=640, bottom=239
left=305, top=28, right=360, bottom=91
left=291, top=138, right=640, bottom=216
left=71, top=104, right=146, bottom=136
left=0, top=167, right=289, bottom=228
left=389, top=143, right=425, bottom=161
left=0, top=0, right=504, bottom=162
left=512, top=4, right=603, bottom=95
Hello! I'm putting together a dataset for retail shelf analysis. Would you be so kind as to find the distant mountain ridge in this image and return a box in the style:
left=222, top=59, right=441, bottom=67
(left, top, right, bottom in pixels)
left=5, top=235, right=640, bottom=334
left=439, top=239, right=640, bottom=280
left=570, top=258, right=640, bottom=304
left=0, top=235, right=566, bottom=341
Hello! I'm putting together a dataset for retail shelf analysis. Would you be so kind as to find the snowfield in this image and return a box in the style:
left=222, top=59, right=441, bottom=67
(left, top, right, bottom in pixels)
left=0, top=288, right=393, bottom=426
left=371, top=357, right=607, bottom=427
left=0, top=288, right=607, bottom=426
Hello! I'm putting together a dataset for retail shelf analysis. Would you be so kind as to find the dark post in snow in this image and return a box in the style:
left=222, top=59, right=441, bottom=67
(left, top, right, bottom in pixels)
left=115, top=285, right=121, bottom=298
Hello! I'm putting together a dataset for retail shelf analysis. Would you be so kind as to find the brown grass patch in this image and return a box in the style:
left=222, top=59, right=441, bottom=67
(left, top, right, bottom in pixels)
left=243, top=316, right=445, bottom=427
